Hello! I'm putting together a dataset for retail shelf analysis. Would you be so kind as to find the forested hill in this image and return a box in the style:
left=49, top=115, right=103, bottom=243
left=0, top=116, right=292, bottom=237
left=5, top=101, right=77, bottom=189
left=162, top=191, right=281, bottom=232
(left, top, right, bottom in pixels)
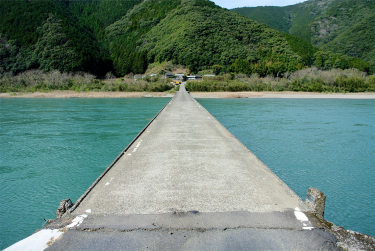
left=106, top=0, right=309, bottom=76
left=0, top=0, right=140, bottom=75
left=67, top=0, right=142, bottom=40
left=232, top=0, right=375, bottom=69
left=0, top=0, right=372, bottom=78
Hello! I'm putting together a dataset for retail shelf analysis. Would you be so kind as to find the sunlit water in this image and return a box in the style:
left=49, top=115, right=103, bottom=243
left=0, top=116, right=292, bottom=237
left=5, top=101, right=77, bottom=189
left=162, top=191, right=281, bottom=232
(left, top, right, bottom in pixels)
left=198, top=98, right=374, bottom=237
left=0, top=98, right=170, bottom=249
left=1, top=98, right=374, bottom=249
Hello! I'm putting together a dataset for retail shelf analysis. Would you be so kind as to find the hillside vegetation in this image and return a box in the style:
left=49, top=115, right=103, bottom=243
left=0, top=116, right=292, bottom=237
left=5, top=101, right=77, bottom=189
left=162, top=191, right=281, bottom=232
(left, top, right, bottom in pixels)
left=232, top=0, right=374, bottom=69
left=0, top=0, right=111, bottom=75
left=186, top=68, right=375, bottom=93
left=67, top=0, right=142, bottom=40
left=0, top=0, right=373, bottom=88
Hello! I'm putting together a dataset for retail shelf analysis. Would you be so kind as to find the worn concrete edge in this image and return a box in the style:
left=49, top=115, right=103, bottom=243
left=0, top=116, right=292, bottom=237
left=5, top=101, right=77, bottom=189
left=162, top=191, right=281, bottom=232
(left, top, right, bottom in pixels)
left=188, top=92, right=308, bottom=211
left=66, top=92, right=179, bottom=215
left=305, top=212, right=375, bottom=250
left=52, top=210, right=306, bottom=231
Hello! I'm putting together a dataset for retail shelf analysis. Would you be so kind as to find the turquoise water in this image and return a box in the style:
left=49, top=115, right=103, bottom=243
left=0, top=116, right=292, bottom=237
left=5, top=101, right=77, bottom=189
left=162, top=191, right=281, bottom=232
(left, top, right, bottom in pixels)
left=0, top=98, right=170, bottom=249
left=198, top=98, right=375, bottom=237
left=1, top=98, right=374, bottom=249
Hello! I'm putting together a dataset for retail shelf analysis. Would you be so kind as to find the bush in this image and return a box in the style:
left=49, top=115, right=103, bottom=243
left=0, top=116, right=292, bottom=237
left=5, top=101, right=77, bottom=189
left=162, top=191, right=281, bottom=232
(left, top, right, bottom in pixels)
left=0, top=70, right=174, bottom=93
left=184, top=68, right=375, bottom=93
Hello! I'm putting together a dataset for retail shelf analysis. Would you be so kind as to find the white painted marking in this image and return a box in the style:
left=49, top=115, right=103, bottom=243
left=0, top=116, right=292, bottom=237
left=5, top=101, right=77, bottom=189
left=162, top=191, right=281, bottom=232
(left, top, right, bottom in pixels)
left=85, top=209, right=92, bottom=213
left=294, top=208, right=308, bottom=221
left=67, top=214, right=88, bottom=228
left=105, top=178, right=114, bottom=186
left=303, top=226, right=315, bottom=230
left=4, top=229, right=64, bottom=251
left=127, top=154, right=131, bottom=156
left=294, top=207, right=314, bottom=230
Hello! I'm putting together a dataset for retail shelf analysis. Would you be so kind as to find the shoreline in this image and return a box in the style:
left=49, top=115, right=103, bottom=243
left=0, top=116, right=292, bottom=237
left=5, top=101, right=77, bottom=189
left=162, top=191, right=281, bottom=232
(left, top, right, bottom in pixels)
left=0, top=91, right=175, bottom=98
left=191, top=91, right=375, bottom=99
left=0, top=90, right=374, bottom=99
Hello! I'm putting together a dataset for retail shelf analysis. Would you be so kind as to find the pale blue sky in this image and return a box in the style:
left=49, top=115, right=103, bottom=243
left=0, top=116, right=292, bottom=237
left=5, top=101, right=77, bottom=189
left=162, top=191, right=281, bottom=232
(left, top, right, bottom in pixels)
left=211, top=0, right=306, bottom=9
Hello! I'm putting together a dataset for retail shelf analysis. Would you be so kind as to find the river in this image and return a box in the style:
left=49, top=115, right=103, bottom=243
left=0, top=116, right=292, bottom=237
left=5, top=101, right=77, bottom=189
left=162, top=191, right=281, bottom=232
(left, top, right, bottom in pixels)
left=0, top=97, right=374, bottom=249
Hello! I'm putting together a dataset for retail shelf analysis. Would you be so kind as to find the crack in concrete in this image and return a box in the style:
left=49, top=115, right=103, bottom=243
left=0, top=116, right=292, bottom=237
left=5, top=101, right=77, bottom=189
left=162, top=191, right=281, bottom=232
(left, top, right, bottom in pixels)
left=74, top=225, right=303, bottom=233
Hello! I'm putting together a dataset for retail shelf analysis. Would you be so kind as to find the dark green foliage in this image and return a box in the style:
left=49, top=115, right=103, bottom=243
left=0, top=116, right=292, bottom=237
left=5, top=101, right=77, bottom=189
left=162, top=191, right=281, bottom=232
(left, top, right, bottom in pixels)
left=34, top=14, right=80, bottom=72
left=67, top=0, right=142, bottom=40
left=213, top=65, right=223, bottom=75
left=282, top=33, right=318, bottom=65
left=0, top=0, right=111, bottom=75
left=232, top=0, right=345, bottom=40
left=320, top=13, right=375, bottom=69
left=0, top=35, right=37, bottom=76
left=0, top=0, right=70, bottom=46
left=1, top=0, right=372, bottom=80
left=312, top=51, right=372, bottom=74
left=228, top=53, right=304, bottom=77
left=106, top=0, right=182, bottom=76
left=232, top=6, right=291, bottom=33
left=232, top=0, right=374, bottom=70
left=137, top=0, right=301, bottom=74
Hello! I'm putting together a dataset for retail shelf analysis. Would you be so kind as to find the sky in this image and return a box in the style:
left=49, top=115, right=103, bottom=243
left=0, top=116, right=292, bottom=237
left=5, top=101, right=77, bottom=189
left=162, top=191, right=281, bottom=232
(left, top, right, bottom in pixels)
left=211, top=0, right=306, bottom=9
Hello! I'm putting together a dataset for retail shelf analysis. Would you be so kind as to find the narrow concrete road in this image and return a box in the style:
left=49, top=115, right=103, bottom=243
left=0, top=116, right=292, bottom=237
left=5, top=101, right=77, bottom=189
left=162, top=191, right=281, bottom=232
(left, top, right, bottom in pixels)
left=45, top=84, right=338, bottom=250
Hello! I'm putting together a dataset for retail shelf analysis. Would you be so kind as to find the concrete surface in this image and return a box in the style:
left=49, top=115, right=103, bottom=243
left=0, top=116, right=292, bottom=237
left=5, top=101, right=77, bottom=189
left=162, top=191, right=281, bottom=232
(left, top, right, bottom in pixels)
left=72, top=83, right=306, bottom=216
left=44, top=83, right=339, bottom=250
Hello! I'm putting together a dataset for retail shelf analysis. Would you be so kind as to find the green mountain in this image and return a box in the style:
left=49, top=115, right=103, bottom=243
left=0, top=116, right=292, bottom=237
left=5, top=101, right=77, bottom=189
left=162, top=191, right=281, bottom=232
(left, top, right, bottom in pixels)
left=0, top=0, right=112, bottom=75
left=107, top=0, right=313, bottom=76
left=0, top=0, right=372, bottom=78
left=232, top=0, right=375, bottom=68
left=67, top=0, right=142, bottom=40
left=232, top=0, right=345, bottom=37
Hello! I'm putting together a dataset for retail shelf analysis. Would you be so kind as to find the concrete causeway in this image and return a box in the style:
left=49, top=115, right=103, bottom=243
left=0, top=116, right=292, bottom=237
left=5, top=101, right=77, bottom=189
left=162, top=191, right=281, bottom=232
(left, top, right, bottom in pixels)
left=39, top=84, right=339, bottom=250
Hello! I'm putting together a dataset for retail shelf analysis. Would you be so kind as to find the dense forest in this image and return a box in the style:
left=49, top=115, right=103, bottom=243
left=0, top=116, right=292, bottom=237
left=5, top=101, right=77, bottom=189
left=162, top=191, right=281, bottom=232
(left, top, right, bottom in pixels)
left=232, top=0, right=375, bottom=69
left=0, top=0, right=373, bottom=87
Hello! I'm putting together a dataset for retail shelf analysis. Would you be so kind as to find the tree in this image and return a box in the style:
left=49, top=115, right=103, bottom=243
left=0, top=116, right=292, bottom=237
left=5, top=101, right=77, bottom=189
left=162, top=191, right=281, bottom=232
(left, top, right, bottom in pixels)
left=213, top=64, right=223, bottom=75
left=33, top=14, right=79, bottom=72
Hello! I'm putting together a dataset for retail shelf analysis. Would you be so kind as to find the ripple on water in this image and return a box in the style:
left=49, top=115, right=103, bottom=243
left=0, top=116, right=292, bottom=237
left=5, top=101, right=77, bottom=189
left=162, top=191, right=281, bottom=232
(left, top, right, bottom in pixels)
left=198, top=98, right=375, bottom=237
left=0, top=98, right=170, bottom=249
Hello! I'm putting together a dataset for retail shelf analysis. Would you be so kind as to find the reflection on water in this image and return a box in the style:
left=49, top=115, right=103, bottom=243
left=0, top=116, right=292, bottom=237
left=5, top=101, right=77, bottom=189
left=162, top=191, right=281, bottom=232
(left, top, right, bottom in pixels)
left=198, top=98, right=375, bottom=237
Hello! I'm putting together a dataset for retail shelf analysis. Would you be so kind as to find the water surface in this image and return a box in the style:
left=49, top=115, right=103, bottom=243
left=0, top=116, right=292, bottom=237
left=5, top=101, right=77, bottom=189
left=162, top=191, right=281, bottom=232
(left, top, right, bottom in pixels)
left=1, top=97, right=374, bottom=249
left=0, top=98, right=170, bottom=249
left=198, top=98, right=375, bottom=237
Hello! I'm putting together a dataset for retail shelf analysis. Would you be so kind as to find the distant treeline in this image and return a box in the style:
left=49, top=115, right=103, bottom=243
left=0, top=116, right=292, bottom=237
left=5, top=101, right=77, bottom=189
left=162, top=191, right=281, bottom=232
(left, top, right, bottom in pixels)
left=1, top=0, right=373, bottom=82
left=186, top=68, right=375, bottom=93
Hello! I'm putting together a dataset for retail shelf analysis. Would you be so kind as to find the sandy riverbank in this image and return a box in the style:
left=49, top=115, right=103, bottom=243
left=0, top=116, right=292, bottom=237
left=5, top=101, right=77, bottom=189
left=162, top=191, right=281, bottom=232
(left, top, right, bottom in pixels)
left=1, top=91, right=374, bottom=99
left=191, top=91, right=375, bottom=99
